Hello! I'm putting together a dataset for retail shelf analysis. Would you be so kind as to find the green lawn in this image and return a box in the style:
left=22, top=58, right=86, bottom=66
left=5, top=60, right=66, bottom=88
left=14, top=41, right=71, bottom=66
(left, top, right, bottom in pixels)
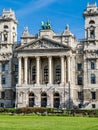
left=0, top=115, right=98, bottom=130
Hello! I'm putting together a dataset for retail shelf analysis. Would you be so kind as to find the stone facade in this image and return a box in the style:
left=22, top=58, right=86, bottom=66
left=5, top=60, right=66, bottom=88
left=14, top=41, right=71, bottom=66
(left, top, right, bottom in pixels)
left=0, top=3, right=98, bottom=109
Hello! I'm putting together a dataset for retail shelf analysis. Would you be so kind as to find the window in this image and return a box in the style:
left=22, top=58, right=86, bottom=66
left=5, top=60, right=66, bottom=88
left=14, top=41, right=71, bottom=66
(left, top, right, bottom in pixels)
left=15, top=65, right=18, bottom=72
left=32, top=66, right=36, bottom=82
left=90, top=26, right=95, bottom=38
left=92, top=104, right=96, bottom=108
left=56, top=65, right=61, bottom=83
left=89, top=20, right=95, bottom=24
left=4, top=25, right=8, bottom=29
left=2, top=64, right=5, bottom=71
left=77, top=63, right=82, bottom=71
left=77, top=75, right=83, bottom=85
left=78, top=92, right=83, bottom=100
left=78, top=104, right=82, bottom=108
left=15, top=75, right=18, bottom=83
left=91, top=92, right=96, bottom=99
left=3, top=31, right=8, bottom=41
left=91, top=74, right=96, bottom=84
left=1, top=92, right=5, bottom=99
left=44, top=65, right=48, bottom=83
left=2, top=75, right=6, bottom=84
left=91, top=61, right=95, bottom=69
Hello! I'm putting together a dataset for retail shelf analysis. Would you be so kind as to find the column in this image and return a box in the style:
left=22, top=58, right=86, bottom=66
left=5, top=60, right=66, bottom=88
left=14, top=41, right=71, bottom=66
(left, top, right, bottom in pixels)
left=36, top=56, right=40, bottom=84
left=24, top=57, right=28, bottom=84
left=61, top=56, right=65, bottom=84
left=18, top=57, right=22, bottom=84
left=67, top=56, right=71, bottom=82
left=48, top=56, right=53, bottom=84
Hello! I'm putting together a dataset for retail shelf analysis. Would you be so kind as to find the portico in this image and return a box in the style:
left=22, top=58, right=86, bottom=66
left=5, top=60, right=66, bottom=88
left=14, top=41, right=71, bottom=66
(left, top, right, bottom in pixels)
left=18, top=55, right=69, bottom=85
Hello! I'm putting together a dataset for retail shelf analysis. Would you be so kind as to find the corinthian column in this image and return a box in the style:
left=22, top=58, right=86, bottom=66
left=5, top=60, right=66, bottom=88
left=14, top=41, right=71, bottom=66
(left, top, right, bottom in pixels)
left=48, top=56, right=53, bottom=84
left=18, top=57, right=22, bottom=84
left=36, top=56, right=40, bottom=84
left=24, top=57, right=28, bottom=84
left=61, top=56, right=65, bottom=84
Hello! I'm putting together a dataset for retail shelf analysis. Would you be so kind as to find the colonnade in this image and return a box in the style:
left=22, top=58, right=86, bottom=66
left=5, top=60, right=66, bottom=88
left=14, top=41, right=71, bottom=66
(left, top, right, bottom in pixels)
left=18, top=55, right=71, bottom=85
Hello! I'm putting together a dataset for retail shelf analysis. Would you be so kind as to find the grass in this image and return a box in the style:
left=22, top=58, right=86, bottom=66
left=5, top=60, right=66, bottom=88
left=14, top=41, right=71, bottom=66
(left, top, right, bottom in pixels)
left=0, top=115, right=98, bottom=130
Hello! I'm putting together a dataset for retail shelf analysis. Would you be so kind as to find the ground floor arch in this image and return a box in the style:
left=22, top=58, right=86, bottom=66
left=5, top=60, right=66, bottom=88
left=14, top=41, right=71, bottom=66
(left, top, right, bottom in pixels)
left=29, top=92, right=35, bottom=107
left=41, top=92, right=47, bottom=107
left=53, top=92, right=60, bottom=108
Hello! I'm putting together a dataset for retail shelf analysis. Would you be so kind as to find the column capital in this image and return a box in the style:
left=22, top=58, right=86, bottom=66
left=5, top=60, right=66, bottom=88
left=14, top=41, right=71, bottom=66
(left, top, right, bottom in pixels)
left=24, top=56, right=28, bottom=59
left=60, top=55, right=65, bottom=58
left=36, top=56, right=40, bottom=61
left=18, top=56, right=22, bottom=59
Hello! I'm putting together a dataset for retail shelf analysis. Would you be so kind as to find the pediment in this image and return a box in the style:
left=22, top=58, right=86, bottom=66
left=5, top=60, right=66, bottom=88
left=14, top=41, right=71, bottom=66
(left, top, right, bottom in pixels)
left=16, top=37, right=70, bottom=51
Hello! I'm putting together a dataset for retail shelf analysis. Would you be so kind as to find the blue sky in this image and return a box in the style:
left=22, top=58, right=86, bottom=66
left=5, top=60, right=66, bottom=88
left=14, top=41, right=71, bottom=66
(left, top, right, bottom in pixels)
left=0, top=0, right=96, bottom=40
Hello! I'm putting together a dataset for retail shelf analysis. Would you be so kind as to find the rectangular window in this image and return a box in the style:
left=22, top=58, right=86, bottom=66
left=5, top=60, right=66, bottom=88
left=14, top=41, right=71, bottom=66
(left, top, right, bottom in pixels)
left=2, top=75, right=6, bottom=84
left=91, top=61, right=95, bottom=70
left=4, top=33, right=8, bottom=41
left=77, top=63, right=82, bottom=71
left=2, top=64, right=5, bottom=71
left=78, top=92, right=83, bottom=100
left=78, top=104, right=82, bottom=108
left=92, top=104, right=96, bottom=108
left=91, top=92, right=96, bottom=99
left=1, top=92, right=5, bottom=99
left=77, top=75, right=83, bottom=85
left=15, top=75, right=18, bottom=83
left=15, top=65, right=18, bottom=72
left=91, top=74, right=96, bottom=84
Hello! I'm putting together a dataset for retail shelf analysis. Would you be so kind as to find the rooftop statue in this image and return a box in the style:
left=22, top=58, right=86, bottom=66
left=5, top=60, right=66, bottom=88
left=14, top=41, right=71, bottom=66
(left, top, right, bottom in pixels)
left=41, top=20, right=52, bottom=30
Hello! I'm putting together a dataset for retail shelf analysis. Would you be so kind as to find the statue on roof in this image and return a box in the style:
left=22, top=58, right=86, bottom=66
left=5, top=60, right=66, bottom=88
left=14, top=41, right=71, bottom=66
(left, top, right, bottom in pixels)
left=41, top=20, right=52, bottom=30
left=41, top=21, right=46, bottom=30
left=46, top=20, right=51, bottom=29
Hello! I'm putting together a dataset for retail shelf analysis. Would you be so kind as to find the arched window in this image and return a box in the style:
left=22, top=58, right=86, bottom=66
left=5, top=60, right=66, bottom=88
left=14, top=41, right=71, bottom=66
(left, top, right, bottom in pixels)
left=91, top=74, right=96, bottom=84
left=56, top=65, right=61, bottom=83
left=89, top=20, right=95, bottom=24
left=90, top=26, right=95, bottom=38
left=3, top=30, right=8, bottom=41
left=44, top=65, right=48, bottom=83
left=32, top=66, right=36, bottom=82
left=77, top=74, right=83, bottom=85
left=4, top=25, right=8, bottom=29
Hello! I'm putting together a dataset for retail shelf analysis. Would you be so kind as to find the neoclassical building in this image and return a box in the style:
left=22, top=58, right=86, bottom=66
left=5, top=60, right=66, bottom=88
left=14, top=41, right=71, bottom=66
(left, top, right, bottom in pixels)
left=0, top=3, right=98, bottom=109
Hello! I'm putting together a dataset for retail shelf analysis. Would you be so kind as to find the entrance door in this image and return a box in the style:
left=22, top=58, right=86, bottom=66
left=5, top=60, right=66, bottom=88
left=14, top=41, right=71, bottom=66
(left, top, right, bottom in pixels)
left=29, top=92, right=35, bottom=107
left=41, top=92, right=47, bottom=107
left=53, top=92, right=60, bottom=108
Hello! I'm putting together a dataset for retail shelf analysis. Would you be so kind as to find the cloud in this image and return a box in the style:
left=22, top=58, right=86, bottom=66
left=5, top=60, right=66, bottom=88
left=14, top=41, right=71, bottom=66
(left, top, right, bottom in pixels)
left=16, top=0, right=57, bottom=16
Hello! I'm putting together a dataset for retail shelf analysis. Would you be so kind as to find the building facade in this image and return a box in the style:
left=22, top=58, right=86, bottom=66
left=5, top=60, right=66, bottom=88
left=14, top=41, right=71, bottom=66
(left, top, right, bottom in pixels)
left=0, top=3, right=98, bottom=109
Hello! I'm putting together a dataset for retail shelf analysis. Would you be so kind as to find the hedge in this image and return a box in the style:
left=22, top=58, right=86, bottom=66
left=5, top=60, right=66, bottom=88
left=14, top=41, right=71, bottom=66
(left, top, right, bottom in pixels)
left=0, top=107, right=98, bottom=117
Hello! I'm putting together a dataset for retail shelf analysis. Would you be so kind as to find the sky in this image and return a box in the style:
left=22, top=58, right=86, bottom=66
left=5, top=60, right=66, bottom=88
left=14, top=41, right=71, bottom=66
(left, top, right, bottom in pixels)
left=0, top=0, right=97, bottom=40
